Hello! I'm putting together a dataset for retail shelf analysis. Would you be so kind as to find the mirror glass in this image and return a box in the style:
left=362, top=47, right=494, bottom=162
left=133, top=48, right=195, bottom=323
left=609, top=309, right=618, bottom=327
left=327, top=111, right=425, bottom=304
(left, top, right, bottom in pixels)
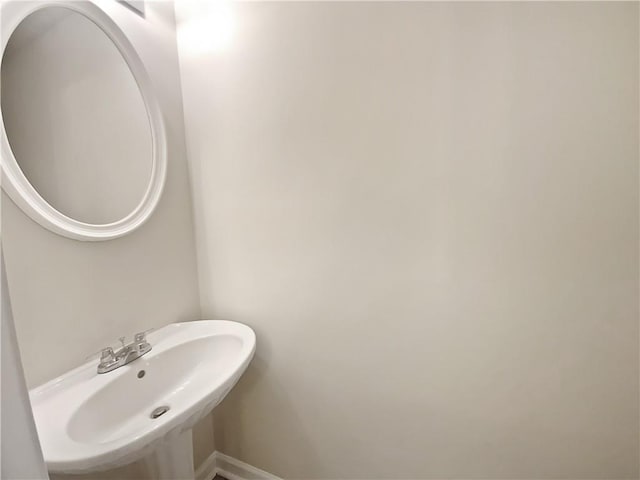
left=1, top=6, right=152, bottom=225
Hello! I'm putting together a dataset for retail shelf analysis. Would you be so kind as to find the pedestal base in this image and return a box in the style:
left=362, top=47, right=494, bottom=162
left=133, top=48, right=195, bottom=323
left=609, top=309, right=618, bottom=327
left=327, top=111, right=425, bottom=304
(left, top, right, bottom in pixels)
left=143, top=430, right=194, bottom=480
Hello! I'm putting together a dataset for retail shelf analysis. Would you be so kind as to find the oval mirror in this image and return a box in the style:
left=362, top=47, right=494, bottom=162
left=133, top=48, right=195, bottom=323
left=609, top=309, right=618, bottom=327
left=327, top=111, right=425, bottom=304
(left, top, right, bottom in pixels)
left=0, top=2, right=166, bottom=241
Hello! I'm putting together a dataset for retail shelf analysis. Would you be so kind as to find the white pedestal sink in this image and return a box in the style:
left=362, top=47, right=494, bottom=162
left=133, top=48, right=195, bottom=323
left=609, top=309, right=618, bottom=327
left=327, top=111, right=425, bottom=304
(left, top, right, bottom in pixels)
left=29, top=320, right=256, bottom=478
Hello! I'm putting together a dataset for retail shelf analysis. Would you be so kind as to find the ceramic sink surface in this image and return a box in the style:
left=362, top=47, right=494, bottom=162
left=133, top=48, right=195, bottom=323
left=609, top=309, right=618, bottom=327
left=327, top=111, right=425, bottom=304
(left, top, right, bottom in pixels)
left=29, top=320, right=256, bottom=473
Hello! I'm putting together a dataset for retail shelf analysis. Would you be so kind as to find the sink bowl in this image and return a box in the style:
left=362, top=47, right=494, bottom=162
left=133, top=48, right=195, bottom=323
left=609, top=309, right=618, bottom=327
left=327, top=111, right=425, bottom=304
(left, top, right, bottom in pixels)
left=29, top=320, right=256, bottom=475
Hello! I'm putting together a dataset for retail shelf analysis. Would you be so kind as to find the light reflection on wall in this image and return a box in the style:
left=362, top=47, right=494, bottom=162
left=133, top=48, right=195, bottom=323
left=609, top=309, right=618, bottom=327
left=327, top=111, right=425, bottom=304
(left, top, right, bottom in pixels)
left=177, top=1, right=235, bottom=55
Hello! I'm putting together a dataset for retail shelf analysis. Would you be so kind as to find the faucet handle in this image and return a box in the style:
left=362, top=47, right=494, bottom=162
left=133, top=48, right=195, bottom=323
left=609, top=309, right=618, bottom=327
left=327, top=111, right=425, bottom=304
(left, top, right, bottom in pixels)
left=100, top=347, right=115, bottom=362
left=134, top=328, right=155, bottom=344
left=85, top=346, right=116, bottom=362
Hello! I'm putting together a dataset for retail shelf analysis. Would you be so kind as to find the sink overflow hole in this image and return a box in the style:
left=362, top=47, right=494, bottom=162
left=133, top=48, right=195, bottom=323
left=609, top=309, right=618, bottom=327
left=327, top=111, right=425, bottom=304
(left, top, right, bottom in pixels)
left=137, top=370, right=145, bottom=379
left=150, top=406, right=170, bottom=419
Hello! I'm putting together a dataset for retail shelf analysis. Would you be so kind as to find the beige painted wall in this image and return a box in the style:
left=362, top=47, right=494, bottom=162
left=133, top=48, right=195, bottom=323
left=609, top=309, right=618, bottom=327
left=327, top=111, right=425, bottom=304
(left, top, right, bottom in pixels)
left=177, top=2, right=639, bottom=478
left=1, top=0, right=214, bottom=476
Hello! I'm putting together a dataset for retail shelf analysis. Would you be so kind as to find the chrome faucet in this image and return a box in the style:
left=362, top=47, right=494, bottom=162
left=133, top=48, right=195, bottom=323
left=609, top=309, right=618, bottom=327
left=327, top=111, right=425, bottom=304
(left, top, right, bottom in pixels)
left=97, top=331, right=152, bottom=374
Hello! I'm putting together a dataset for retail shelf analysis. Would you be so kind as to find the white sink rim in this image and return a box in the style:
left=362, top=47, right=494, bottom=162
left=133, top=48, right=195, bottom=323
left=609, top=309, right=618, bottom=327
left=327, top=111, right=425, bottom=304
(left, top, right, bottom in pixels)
left=29, top=320, right=256, bottom=474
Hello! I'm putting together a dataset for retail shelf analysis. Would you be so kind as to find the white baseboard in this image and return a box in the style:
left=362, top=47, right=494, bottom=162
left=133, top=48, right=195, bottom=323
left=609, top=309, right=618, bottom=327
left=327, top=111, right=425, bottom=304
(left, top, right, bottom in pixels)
left=195, top=451, right=281, bottom=480
left=194, top=450, right=218, bottom=480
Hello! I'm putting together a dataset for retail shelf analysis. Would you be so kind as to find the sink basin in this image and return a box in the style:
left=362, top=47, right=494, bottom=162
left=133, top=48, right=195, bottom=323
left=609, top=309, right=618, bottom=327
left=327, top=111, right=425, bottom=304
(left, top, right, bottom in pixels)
left=29, top=320, right=256, bottom=475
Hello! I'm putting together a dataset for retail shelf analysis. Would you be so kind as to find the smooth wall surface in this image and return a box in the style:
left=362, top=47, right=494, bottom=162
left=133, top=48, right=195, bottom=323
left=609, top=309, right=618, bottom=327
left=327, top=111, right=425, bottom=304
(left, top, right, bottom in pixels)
left=1, top=0, right=213, bottom=477
left=177, top=2, right=639, bottom=478
left=1, top=253, right=48, bottom=479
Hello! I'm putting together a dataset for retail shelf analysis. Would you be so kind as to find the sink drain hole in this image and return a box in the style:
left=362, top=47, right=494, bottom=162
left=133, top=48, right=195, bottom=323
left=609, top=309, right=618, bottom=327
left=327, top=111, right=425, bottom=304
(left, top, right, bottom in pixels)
left=150, top=406, right=170, bottom=419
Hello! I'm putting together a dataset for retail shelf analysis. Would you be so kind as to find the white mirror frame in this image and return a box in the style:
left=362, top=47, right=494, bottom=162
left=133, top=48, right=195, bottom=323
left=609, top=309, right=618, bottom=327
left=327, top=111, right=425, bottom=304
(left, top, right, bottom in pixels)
left=0, top=0, right=167, bottom=241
